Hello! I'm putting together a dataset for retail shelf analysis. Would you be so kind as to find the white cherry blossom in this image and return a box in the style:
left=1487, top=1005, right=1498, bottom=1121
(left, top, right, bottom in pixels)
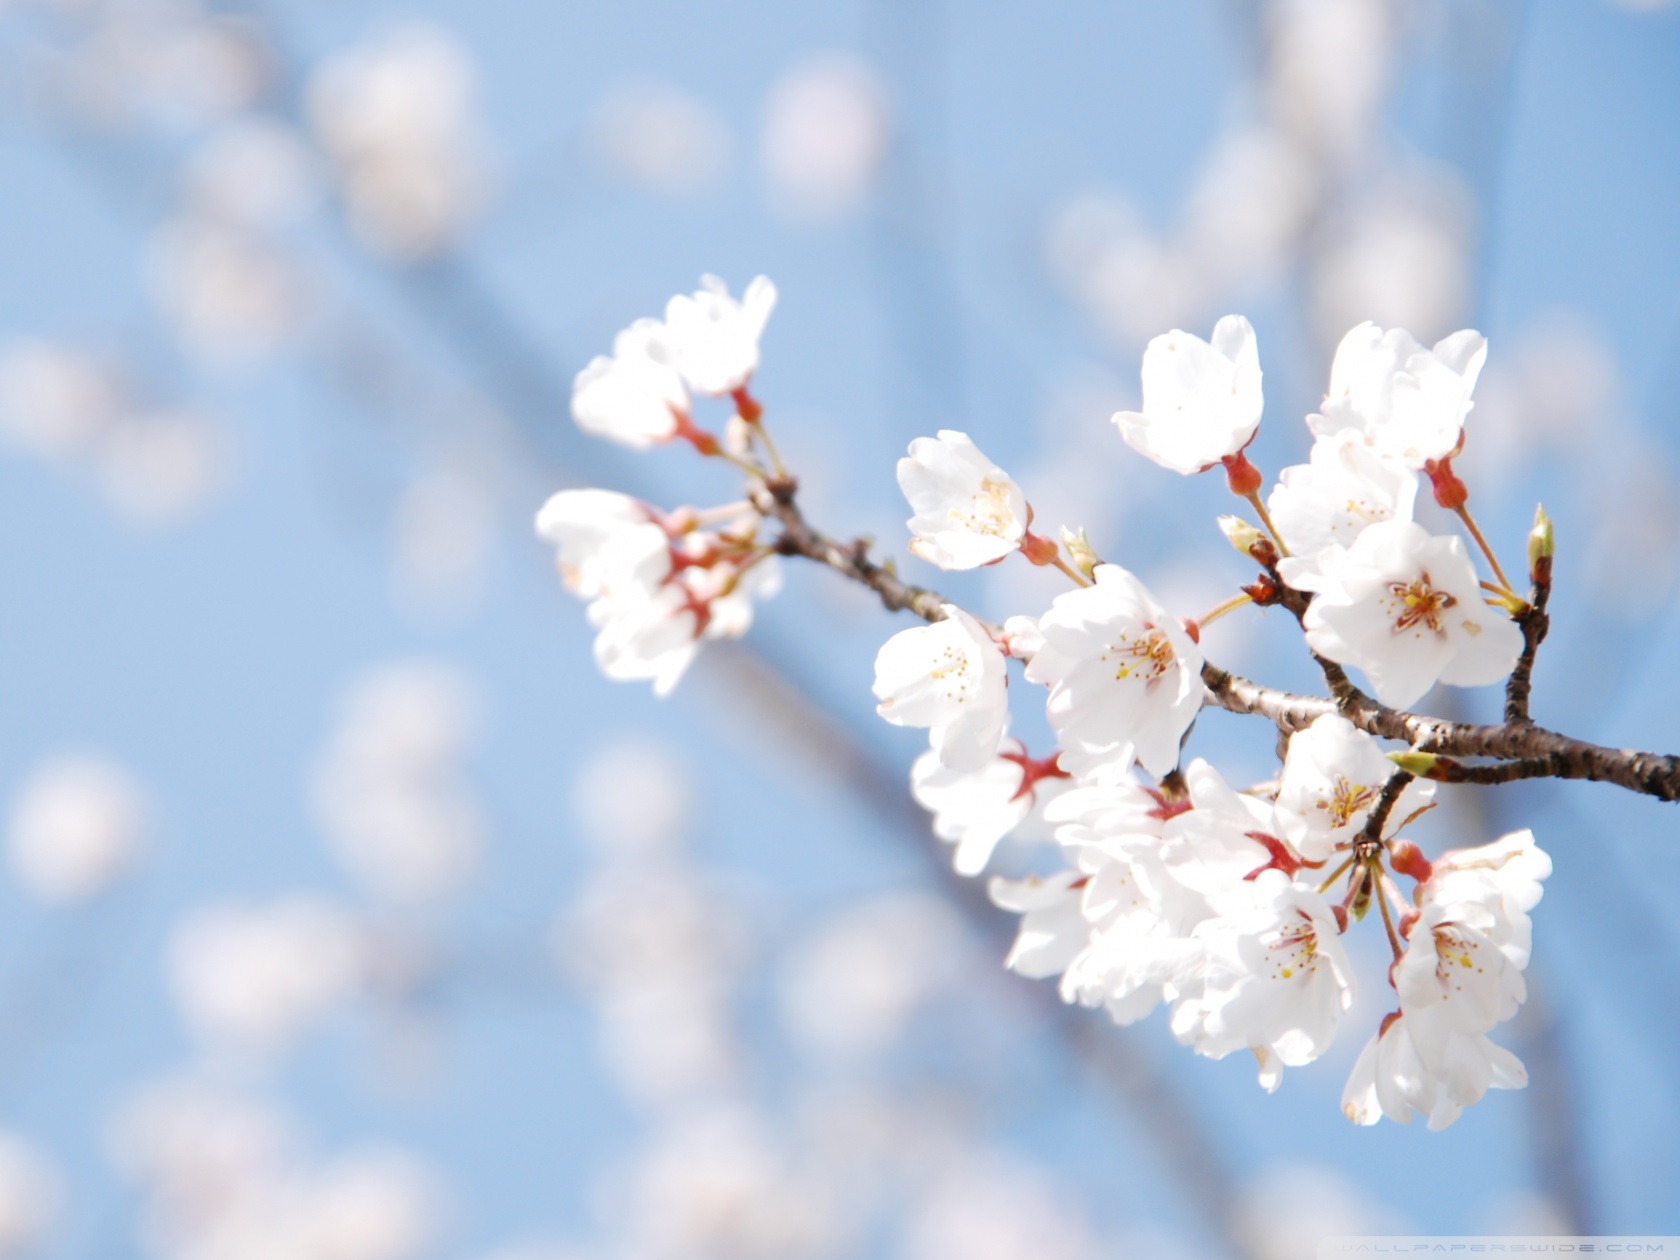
left=1024, top=564, right=1205, bottom=778
left=910, top=738, right=1069, bottom=875
left=1395, top=901, right=1523, bottom=1040
left=1346, top=831, right=1549, bottom=1129
left=1279, top=519, right=1523, bottom=708
left=571, top=319, right=690, bottom=448
left=1399, top=831, right=1551, bottom=1032
left=1274, top=714, right=1434, bottom=863
left=168, top=897, right=366, bottom=1055
left=1266, top=427, right=1418, bottom=562
left=993, top=773, right=1219, bottom=1028
left=1157, top=758, right=1285, bottom=924
left=1055, top=838, right=1205, bottom=1026
left=701, top=547, right=783, bottom=641
left=662, top=275, right=777, bottom=396
left=898, top=430, right=1029, bottom=570
left=1000, top=614, right=1044, bottom=660
left=1342, top=1012, right=1526, bottom=1131
left=1042, top=773, right=1183, bottom=848
left=534, top=488, right=657, bottom=598
left=589, top=587, right=699, bottom=695
left=1312, top=321, right=1488, bottom=469
left=874, top=606, right=1009, bottom=771
left=997, top=829, right=1203, bottom=1029
left=1112, top=315, right=1263, bottom=475
left=546, top=503, right=779, bottom=696
left=1422, top=829, right=1551, bottom=968
left=1173, top=871, right=1355, bottom=1090
left=990, top=870, right=1090, bottom=982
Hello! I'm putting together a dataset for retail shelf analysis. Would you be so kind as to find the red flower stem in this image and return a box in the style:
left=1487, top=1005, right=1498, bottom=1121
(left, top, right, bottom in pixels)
left=1244, top=492, right=1290, bottom=558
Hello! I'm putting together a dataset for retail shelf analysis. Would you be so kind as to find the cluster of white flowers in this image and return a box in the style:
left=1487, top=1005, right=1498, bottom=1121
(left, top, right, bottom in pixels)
left=536, top=277, right=784, bottom=694
left=111, top=1076, right=444, bottom=1260
left=868, top=314, right=1549, bottom=1126
left=546, top=277, right=1558, bottom=1128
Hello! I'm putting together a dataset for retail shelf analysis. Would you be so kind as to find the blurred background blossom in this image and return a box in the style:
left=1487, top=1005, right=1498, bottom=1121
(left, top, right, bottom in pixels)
left=1, top=1, right=1679, bottom=1258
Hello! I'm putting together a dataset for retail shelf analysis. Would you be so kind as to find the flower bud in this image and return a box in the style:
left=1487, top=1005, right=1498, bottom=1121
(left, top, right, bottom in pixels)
left=1218, top=514, right=1263, bottom=554
left=1386, top=751, right=1440, bottom=779
left=1019, top=530, right=1061, bottom=567
left=1059, top=526, right=1102, bottom=581
left=1222, top=450, right=1263, bottom=497
left=1388, top=839, right=1434, bottom=886
left=1528, top=503, right=1554, bottom=580
left=1217, top=514, right=1278, bottom=568
left=724, top=413, right=754, bottom=457
left=1423, top=457, right=1468, bottom=510
left=1348, top=869, right=1373, bottom=922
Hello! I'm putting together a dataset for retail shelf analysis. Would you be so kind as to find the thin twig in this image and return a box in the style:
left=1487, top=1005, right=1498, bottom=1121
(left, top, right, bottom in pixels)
left=1360, top=769, right=1416, bottom=844
left=1404, top=753, right=1568, bottom=787
left=1505, top=551, right=1552, bottom=724
left=759, top=476, right=951, bottom=624
left=1200, top=666, right=1680, bottom=803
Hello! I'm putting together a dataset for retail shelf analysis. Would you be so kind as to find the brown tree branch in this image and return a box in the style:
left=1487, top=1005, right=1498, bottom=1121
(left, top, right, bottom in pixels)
left=760, top=476, right=951, bottom=623
left=757, top=478, right=1680, bottom=804
left=1359, top=769, right=1415, bottom=844
left=1505, top=551, right=1552, bottom=725
left=1406, top=752, right=1568, bottom=787
left=1200, top=666, right=1680, bottom=802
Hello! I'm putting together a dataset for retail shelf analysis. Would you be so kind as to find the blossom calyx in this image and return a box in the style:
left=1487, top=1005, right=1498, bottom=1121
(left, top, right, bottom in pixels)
left=1388, top=840, right=1434, bottom=886
left=1423, top=456, right=1468, bottom=511
left=1059, top=526, right=1102, bottom=581
left=662, top=275, right=777, bottom=396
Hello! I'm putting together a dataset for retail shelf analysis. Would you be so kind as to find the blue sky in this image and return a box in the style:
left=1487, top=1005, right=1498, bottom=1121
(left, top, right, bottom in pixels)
left=2, top=1, right=1679, bottom=1256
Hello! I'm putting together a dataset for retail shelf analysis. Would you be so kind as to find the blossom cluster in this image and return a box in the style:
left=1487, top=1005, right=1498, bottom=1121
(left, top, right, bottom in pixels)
left=543, top=281, right=1555, bottom=1128
left=536, top=276, right=785, bottom=694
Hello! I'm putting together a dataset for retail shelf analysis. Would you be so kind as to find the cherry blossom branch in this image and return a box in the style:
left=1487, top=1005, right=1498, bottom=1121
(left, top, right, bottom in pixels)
left=1504, top=545, right=1553, bottom=725
left=1246, top=548, right=1361, bottom=706
left=759, top=476, right=953, bottom=624
left=1200, top=665, right=1680, bottom=802
left=762, top=476, right=1680, bottom=803
left=1359, top=768, right=1415, bottom=844
left=1402, top=753, right=1567, bottom=787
